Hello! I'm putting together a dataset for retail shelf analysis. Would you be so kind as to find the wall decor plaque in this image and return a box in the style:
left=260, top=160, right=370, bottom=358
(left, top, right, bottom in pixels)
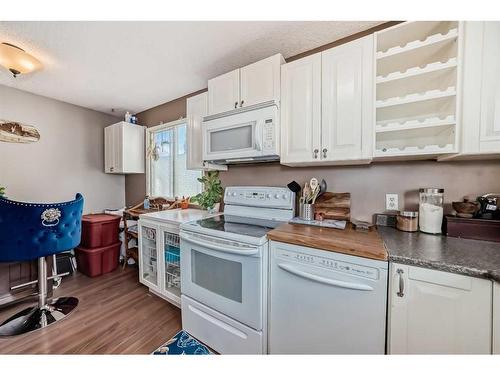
left=0, top=119, right=40, bottom=143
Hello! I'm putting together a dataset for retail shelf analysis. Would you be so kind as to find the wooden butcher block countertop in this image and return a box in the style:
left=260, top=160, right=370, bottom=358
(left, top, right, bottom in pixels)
left=267, top=223, right=388, bottom=261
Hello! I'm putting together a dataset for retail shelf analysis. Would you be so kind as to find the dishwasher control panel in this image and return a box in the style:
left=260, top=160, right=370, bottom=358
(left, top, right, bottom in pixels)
left=276, top=249, right=379, bottom=280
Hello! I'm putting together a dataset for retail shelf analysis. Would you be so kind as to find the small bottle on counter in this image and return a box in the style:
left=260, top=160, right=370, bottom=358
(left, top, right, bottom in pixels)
left=397, top=211, right=419, bottom=232
left=144, top=195, right=150, bottom=210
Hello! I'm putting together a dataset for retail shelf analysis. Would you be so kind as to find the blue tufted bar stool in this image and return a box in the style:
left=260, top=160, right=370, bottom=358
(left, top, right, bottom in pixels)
left=0, top=193, right=84, bottom=336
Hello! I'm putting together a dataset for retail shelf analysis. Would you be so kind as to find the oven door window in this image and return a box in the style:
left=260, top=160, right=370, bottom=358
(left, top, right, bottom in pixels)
left=191, top=250, right=243, bottom=303
left=209, top=122, right=255, bottom=153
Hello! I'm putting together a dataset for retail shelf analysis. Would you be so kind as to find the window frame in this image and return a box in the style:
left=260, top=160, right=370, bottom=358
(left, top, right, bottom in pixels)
left=145, top=118, right=201, bottom=199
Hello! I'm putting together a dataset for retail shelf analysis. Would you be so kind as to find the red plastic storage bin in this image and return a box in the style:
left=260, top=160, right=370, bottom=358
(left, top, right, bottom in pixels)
left=75, top=241, right=121, bottom=277
left=80, top=214, right=121, bottom=248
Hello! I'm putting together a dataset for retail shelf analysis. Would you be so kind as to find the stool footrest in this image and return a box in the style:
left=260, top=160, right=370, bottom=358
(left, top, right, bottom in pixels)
left=10, top=272, right=70, bottom=291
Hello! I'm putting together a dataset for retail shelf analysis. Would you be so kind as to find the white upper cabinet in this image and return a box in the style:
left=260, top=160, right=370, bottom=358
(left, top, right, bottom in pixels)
left=280, top=36, right=374, bottom=166
left=186, top=92, right=209, bottom=170
left=104, top=121, right=145, bottom=174
left=388, top=263, right=492, bottom=354
left=280, top=53, right=322, bottom=164
left=240, top=54, right=283, bottom=108
left=445, top=21, right=500, bottom=159
left=207, top=54, right=284, bottom=116
left=186, top=92, right=227, bottom=171
left=321, top=35, right=374, bottom=162
left=208, top=69, right=240, bottom=115
left=375, top=22, right=462, bottom=160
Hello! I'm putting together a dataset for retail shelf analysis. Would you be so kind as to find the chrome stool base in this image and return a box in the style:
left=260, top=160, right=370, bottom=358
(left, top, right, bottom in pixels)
left=0, top=297, right=78, bottom=337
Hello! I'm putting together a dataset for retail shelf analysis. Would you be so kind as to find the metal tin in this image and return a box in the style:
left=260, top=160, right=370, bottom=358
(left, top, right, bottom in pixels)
left=299, top=203, right=315, bottom=221
left=400, top=211, right=419, bottom=217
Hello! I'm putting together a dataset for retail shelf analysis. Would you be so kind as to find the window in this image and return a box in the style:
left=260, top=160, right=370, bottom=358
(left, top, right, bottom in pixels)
left=146, top=119, right=202, bottom=199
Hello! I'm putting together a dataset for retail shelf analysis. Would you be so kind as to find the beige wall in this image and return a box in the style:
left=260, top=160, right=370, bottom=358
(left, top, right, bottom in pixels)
left=218, top=161, right=500, bottom=222
left=0, top=84, right=124, bottom=213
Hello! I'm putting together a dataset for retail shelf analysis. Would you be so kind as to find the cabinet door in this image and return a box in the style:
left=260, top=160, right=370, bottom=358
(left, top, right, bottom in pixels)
left=240, top=54, right=283, bottom=108
left=187, top=92, right=209, bottom=170
left=208, top=69, right=240, bottom=115
left=138, top=222, right=161, bottom=292
left=494, top=282, right=500, bottom=354
left=121, top=125, right=144, bottom=173
left=479, top=21, right=500, bottom=153
left=104, top=125, right=115, bottom=173
left=280, top=53, right=322, bottom=164
left=321, top=35, right=374, bottom=161
left=388, top=263, right=492, bottom=354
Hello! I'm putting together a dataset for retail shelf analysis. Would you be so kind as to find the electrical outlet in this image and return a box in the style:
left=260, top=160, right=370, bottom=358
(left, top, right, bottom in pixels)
left=386, top=194, right=399, bottom=211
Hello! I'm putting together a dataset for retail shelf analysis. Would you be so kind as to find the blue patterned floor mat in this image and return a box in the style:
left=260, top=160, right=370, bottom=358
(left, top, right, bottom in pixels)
left=153, top=330, right=213, bottom=355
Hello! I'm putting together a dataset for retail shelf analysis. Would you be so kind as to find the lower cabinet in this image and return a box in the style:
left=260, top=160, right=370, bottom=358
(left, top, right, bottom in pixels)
left=138, top=219, right=181, bottom=307
left=388, top=263, right=492, bottom=354
left=494, top=282, right=500, bottom=354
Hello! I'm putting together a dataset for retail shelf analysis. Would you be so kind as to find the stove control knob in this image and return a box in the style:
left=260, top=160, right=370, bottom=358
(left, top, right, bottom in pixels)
left=266, top=194, right=271, bottom=198
left=282, top=194, right=287, bottom=199
left=274, top=194, right=280, bottom=199
left=232, top=192, right=237, bottom=197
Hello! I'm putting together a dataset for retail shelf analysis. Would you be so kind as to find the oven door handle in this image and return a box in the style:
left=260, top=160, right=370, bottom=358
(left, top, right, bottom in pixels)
left=180, top=232, right=259, bottom=256
left=277, top=263, right=374, bottom=291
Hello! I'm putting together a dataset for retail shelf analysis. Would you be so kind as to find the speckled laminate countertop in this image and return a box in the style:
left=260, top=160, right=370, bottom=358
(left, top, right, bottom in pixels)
left=378, top=226, right=500, bottom=281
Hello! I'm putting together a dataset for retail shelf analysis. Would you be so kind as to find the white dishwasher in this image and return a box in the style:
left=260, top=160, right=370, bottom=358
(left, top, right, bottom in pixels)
left=269, top=241, right=388, bottom=354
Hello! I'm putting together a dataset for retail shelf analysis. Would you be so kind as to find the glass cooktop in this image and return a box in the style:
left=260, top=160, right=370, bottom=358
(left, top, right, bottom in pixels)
left=191, top=214, right=282, bottom=239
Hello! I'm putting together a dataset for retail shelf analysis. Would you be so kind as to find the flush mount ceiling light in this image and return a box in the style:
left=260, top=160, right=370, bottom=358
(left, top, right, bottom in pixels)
left=0, top=42, right=42, bottom=78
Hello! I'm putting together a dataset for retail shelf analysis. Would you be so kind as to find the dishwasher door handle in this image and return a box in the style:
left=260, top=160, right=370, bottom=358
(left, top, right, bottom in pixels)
left=277, top=263, right=374, bottom=291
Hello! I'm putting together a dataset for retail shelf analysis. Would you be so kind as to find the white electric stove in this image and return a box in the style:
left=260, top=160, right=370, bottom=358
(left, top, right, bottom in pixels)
left=180, top=186, right=295, bottom=354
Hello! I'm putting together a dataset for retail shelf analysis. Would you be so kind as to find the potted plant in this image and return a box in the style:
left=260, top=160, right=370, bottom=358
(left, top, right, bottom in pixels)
left=0, top=186, right=5, bottom=198
left=191, top=171, right=223, bottom=213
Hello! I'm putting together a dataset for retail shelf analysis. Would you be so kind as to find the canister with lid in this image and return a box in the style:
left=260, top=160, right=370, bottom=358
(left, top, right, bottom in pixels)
left=419, top=188, right=444, bottom=234
left=397, top=211, right=419, bottom=232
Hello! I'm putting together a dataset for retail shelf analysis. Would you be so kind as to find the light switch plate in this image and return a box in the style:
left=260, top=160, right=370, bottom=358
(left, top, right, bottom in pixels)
left=386, top=194, right=399, bottom=211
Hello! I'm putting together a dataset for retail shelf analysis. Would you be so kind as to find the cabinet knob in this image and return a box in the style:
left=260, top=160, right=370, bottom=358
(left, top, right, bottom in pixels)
left=313, top=149, right=319, bottom=159
left=240, top=100, right=244, bottom=107
left=322, top=148, right=328, bottom=158
left=396, top=269, right=405, bottom=297
left=234, top=102, right=238, bottom=109
left=110, top=167, right=114, bottom=172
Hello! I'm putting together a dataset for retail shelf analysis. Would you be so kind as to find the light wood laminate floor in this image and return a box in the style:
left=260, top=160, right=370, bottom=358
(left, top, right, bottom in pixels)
left=0, top=267, right=181, bottom=354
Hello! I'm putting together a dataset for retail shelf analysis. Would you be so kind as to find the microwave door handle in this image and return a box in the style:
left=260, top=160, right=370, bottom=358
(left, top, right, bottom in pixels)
left=277, top=263, right=374, bottom=291
left=255, top=120, right=263, bottom=151
left=180, top=232, right=259, bottom=256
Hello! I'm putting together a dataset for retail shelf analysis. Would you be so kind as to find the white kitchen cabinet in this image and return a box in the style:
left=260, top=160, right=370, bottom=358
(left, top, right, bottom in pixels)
left=441, top=21, right=500, bottom=160
left=207, top=54, right=284, bottom=116
left=321, top=35, right=374, bottom=162
left=104, top=121, right=145, bottom=174
left=186, top=92, right=227, bottom=171
left=493, top=282, right=500, bottom=354
left=240, top=54, right=283, bottom=108
left=388, top=263, right=492, bottom=354
left=280, top=53, right=322, bottom=164
left=280, top=36, right=374, bottom=166
left=208, top=69, right=240, bottom=115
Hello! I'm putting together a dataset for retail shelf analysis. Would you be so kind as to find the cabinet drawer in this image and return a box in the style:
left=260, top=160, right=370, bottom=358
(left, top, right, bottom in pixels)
left=181, top=295, right=263, bottom=354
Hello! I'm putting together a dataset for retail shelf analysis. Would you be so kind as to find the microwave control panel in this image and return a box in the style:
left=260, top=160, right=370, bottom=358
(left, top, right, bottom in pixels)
left=263, top=118, right=275, bottom=151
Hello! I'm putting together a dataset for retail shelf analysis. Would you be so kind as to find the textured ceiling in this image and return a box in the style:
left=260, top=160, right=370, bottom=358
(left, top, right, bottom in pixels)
left=0, top=21, right=383, bottom=115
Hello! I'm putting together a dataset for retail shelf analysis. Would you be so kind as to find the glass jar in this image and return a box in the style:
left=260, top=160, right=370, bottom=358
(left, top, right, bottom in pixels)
left=419, top=188, right=444, bottom=234
left=397, top=211, right=419, bottom=232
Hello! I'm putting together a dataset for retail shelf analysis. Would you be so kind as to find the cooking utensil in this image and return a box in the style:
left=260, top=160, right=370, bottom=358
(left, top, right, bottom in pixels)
left=309, top=178, right=319, bottom=192
left=319, top=179, right=327, bottom=197
left=303, top=182, right=311, bottom=202
left=287, top=181, right=302, bottom=194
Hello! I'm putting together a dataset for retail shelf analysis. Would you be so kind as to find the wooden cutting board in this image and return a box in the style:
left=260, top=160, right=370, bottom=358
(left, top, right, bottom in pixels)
left=314, top=192, right=351, bottom=221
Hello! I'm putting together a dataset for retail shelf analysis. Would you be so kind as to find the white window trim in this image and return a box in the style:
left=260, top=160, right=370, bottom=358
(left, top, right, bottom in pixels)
left=145, top=117, right=192, bottom=199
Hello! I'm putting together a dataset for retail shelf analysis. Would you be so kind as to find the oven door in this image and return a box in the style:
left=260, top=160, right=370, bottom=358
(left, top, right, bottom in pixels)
left=180, top=231, right=263, bottom=330
left=203, top=118, right=263, bottom=162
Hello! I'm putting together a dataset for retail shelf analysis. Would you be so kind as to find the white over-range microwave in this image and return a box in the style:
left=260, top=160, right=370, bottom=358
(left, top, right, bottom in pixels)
left=202, top=103, right=279, bottom=164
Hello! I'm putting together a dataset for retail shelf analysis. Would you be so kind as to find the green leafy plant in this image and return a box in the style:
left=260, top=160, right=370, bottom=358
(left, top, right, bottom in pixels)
left=0, top=186, right=5, bottom=197
left=191, top=171, right=223, bottom=211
